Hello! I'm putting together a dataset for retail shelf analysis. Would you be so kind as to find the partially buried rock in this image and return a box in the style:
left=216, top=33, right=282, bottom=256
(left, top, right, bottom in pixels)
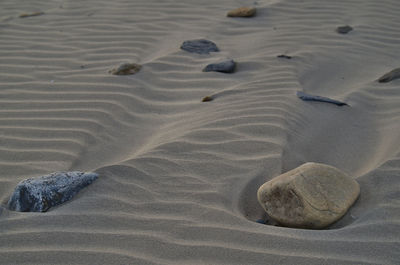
left=277, top=54, right=292, bottom=59
left=8, top=171, right=98, bottom=212
left=336, top=25, right=353, bottom=34
left=19, top=11, right=44, bottom=18
left=257, top=162, right=360, bottom=229
left=202, top=96, right=214, bottom=102
left=109, top=63, right=141, bottom=75
left=227, top=7, right=257, bottom=17
left=203, top=59, right=236, bottom=73
left=378, top=68, right=400, bottom=83
left=181, top=39, right=219, bottom=54
left=297, top=91, right=348, bottom=106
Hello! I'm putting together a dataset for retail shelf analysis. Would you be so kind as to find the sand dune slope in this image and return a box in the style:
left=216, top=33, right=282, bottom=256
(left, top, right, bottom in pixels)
left=0, top=0, right=399, bottom=264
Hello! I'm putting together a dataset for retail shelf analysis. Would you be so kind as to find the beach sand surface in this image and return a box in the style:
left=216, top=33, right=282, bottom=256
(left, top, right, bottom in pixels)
left=0, top=0, right=399, bottom=264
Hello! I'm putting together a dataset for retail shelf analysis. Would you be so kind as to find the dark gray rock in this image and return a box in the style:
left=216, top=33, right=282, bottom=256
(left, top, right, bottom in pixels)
left=180, top=39, right=219, bottom=54
left=8, top=171, right=98, bottom=212
left=378, top=68, right=400, bottom=83
left=203, top=59, right=236, bottom=73
left=336, top=25, right=353, bottom=34
left=297, top=91, right=348, bottom=106
left=109, top=63, right=141, bottom=75
left=277, top=54, right=292, bottom=59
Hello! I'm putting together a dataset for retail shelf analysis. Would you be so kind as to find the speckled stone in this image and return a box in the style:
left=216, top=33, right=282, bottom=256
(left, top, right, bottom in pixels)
left=8, top=171, right=98, bottom=212
left=227, top=7, right=256, bottom=17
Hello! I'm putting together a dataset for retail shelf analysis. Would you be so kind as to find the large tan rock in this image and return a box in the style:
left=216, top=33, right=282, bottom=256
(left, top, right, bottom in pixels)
left=257, top=162, right=360, bottom=229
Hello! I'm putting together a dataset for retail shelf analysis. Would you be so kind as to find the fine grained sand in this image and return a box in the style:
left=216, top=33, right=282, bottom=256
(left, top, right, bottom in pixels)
left=1, top=0, right=400, bottom=264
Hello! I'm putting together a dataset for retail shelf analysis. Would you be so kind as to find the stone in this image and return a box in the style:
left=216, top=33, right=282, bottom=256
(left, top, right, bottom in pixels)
left=109, top=63, right=142, bottom=75
left=257, top=162, right=360, bottom=229
left=378, top=68, right=400, bottom=83
left=19, top=12, right=44, bottom=18
left=8, top=171, right=98, bottom=212
left=202, top=96, right=214, bottom=102
left=227, top=7, right=257, bottom=17
left=297, top=91, right=348, bottom=106
left=277, top=54, right=292, bottom=59
left=180, top=39, right=219, bottom=54
left=336, top=25, right=353, bottom=34
left=203, top=59, right=236, bottom=73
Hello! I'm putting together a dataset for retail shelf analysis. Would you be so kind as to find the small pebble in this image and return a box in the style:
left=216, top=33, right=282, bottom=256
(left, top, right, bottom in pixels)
left=19, top=12, right=44, bottom=18
left=227, top=7, right=257, bottom=17
left=109, top=63, right=142, bottom=75
left=181, top=39, right=219, bottom=54
left=202, top=96, right=214, bottom=102
left=277, top=54, right=292, bottom=59
left=336, top=25, right=353, bottom=34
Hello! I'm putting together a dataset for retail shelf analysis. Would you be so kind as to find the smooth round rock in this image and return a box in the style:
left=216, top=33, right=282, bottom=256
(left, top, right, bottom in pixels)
left=257, top=162, right=360, bottom=229
left=180, top=39, right=219, bottom=54
left=227, top=7, right=256, bottom=17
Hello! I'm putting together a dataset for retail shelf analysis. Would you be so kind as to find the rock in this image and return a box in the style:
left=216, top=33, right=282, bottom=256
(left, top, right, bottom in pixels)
left=297, top=91, right=348, bottom=106
left=19, top=11, right=44, bottom=18
left=336, top=25, right=353, bottom=34
left=227, top=7, right=257, bottom=17
left=277, top=54, right=292, bottom=59
left=378, top=68, right=400, bottom=83
left=202, top=96, right=214, bottom=102
left=109, top=63, right=142, bottom=75
left=203, top=59, right=236, bottom=73
left=8, top=171, right=98, bottom=212
left=257, top=162, right=360, bottom=229
left=180, top=39, right=219, bottom=54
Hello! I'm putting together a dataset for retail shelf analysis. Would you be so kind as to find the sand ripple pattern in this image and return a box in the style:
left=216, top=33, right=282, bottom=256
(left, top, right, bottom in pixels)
left=0, top=0, right=400, bottom=264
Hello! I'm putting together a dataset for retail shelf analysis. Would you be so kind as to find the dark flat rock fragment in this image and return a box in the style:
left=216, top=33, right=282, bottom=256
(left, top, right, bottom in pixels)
left=180, top=39, right=219, bottom=54
left=296, top=91, right=348, bottom=106
left=378, top=68, right=400, bottom=83
left=203, top=59, right=236, bottom=73
left=227, top=7, right=257, bottom=17
left=19, top=12, right=44, bottom=18
left=336, top=25, right=353, bottom=34
left=8, top=171, right=98, bottom=212
left=277, top=54, right=292, bottom=59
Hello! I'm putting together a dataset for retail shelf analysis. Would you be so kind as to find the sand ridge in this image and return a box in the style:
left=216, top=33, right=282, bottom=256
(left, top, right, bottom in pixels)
left=0, top=0, right=400, bottom=264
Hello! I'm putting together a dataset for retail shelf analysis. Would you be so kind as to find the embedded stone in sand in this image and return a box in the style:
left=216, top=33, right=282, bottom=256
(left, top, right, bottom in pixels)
left=109, top=63, right=142, bottom=75
left=378, top=68, right=400, bottom=83
left=257, top=162, right=360, bottom=229
left=336, top=25, right=353, bottom=34
left=8, top=171, right=98, bottom=212
left=203, top=59, right=236, bottom=73
left=19, top=11, right=44, bottom=18
left=180, top=39, right=219, bottom=54
left=202, top=96, right=214, bottom=102
left=227, top=7, right=257, bottom=17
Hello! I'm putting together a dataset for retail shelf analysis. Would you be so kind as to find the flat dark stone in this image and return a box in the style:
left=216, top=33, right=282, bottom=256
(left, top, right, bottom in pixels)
left=8, top=171, right=98, bottom=212
left=203, top=59, right=236, bottom=73
left=277, top=54, right=292, bottom=59
left=297, top=91, right=348, bottom=106
left=336, top=25, right=353, bottom=34
left=378, top=68, right=400, bottom=83
left=202, top=96, right=214, bottom=102
left=180, top=39, right=219, bottom=54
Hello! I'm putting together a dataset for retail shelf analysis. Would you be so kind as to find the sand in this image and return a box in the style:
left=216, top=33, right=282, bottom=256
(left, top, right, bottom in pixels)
left=0, top=0, right=399, bottom=264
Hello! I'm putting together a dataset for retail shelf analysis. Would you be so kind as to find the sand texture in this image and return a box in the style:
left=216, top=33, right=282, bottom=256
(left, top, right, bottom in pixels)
left=1, top=0, right=400, bottom=264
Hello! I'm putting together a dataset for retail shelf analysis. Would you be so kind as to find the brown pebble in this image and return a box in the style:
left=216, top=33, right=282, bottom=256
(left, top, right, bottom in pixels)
left=202, top=96, right=213, bottom=102
left=227, top=7, right=256, bottom=17
left=109, top=63, right=142, bottom=75
left=19, top=12, right=44, bottom=18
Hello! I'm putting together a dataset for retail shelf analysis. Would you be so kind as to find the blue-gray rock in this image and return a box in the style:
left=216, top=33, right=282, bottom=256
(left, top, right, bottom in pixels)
left=378, top=68, right=400, bottom=83
left=8, top=171, right=98, bottom=212
left=336, top=25, right=353, bottom=34
left=203, top=59, right=236, bottom=73
left=180, top=39, right=219, bottom=54
left=297, top=91, right=348, bottom=106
